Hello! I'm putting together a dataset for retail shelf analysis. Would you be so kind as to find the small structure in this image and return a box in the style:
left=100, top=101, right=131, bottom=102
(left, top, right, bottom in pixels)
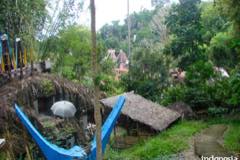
left=117, top=50, right=129, bottom=67
left=106, top=49, right=117, bottom=62
left=106, top=49, right=129, bottom=80
left=101, top=92, right=181, bottom=132
left=169, top=68, right=186, bottom=83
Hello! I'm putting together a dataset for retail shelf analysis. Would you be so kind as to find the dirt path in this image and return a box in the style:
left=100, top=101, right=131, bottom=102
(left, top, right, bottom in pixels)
left=182, top=137, right=200, bottom=160
left=194, top=124, right=232, bottom=157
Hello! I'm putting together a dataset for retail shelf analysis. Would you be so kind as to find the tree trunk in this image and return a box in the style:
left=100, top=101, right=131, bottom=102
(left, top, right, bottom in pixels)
left=90, top=0, right=103, bottom=159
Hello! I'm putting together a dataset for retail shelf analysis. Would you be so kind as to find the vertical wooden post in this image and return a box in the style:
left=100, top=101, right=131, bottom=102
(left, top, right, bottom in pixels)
left=90, top=0, right=103, bottom=159
left=19, top=50, right=23, bottom=79
left=30, top=48, right=33, bottom=76
left=127, top=0, right=131, bottom=58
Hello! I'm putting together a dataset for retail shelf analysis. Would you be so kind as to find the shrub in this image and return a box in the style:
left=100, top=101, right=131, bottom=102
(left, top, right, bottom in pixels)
left=208, top=107, right=228, bottom=115
left=41, top=79, right=55, bottom=97
left=161, top=84, right=185, bottom=106
left=96, top=73, right=124, bottom=96
left=226, top=71, right=240, bottom=106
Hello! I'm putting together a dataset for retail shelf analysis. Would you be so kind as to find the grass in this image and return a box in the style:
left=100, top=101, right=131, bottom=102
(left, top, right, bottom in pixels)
left=224, top=124, right=240, bottom=153
left=0, top=152, right=6, bottom=160
left=104, top=121, right=207, bottom=160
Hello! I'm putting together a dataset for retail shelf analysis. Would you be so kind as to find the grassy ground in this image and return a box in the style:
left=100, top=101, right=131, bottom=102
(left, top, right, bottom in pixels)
left=104, top=121, right=207, bottom=160
left=105, top=115, right=240, bottom=160
left=224, top=124, right=240, bottom=154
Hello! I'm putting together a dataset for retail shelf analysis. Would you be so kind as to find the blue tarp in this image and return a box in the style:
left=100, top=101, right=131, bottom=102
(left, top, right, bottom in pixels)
left=15, top=95, right=125, bottom=160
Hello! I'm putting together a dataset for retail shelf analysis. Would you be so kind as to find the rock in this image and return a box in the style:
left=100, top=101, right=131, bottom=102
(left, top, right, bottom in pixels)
left=168, top=102, right=195, bottom=119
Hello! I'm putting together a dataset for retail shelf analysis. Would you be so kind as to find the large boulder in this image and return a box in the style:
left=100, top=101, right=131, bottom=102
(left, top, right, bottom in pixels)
left=168, top=102, right=195, bottom=119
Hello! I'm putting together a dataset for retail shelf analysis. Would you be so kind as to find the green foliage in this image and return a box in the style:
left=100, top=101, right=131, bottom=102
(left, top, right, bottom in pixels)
left=226, top=71, right=240, bottom=106
left=0, top=0, right=47, bottom=45
left=200, top=2, right=229, bottom=44
left=211, top=78, right=231, bottom=108
left=186, top=61, right=215, bottom=85
left=161, top=84, right=185, bottom=106
left=185, top=61, right=214, bottom=108
left=100, top=9, right=164, bottom=53
left=161, top=60, right=240, bottom=111
left=214, top=0, right=240, bottom=56
left=48, top=25, right=105, bottom=80
left=0, top=152, right=7, bottom=160
left=96, top=73, right=124, bottom=96
left=122, top=45, right=175, bottom=101
left=224, top=124, right=240, bottom=152
left=41, top=79, right=55, bottom=97
left=208, top=107, right=228, bottom=115
left=105, top=121, right=207, bottom=160
left=162, top=61, right=216, bottom=109
left=165, top=0, right=203, bottom=69
left=208, top=32, right=239, bottom=70
left=216, top=0, right=240, bottom=37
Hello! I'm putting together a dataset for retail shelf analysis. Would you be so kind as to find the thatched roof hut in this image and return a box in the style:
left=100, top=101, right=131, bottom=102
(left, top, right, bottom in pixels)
left=100, top=92, right=181, bottom=131
left=0, top=73, right=95, bottom=155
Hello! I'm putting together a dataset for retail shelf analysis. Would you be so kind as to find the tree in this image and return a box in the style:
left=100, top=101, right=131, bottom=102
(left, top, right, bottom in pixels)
left=208, top=32, right=239, bottom=70
left=215, top=0, right=240, bottom=53
left=99, top=9, right=158, bottom=52
left=0, top=0, right=47, bottom=43
left=90, top=0, right=102, bottom=159
left=200, top=2, right=229, bottom=44
left=216, top=0, right=240, bottom=36
left=122, top=43, right=176, bottom=102
left=150, top=5, right=171, bottom=45
left=165, top=0, right=203, bottom=69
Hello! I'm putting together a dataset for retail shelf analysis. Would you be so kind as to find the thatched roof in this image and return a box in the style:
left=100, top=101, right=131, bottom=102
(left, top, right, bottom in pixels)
left=16, top=74, right=94, bottom=111
left=100, top=92, right=181, bottom=131
left=0, top=73, right=95, bottom=154
left=0, top=73, right=95, bottom=132
left=117, top=50, right=128, bottom=64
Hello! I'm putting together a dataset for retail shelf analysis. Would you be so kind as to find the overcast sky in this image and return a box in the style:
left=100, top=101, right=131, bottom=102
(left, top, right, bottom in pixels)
left=79, top=0, right=160, bottom=30
left=82, top=0, right=212, bottom=30
left=49, top=0, right=210, bottom=31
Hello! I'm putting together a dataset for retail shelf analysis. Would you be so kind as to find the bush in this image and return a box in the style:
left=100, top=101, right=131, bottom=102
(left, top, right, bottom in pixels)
left=161, top=61, right=216, bottom=109
left=208, top=107, right=228, bottom=116
left=162, top=61, right=240, bottom=112
left=161, top=84, right=185, bottom=106
left=96, top=73, right=124, bottom=96
left=122, top=45, right=175, bottom=102
left=41, top=79, right=55, bottom=97
left=226, top=71, right=240, bottom=106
